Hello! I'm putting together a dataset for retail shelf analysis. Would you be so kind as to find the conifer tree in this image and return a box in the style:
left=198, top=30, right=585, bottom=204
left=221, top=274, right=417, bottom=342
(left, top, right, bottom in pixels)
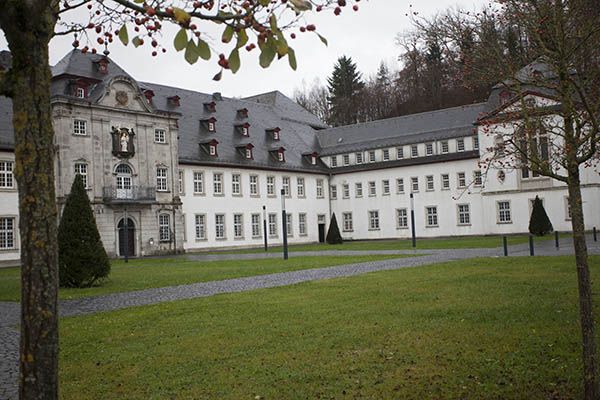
left=58, top=175, right=110, bottom=288
left=327, top=55, right=364, bottom=126
left=326, top=213, right=343, bottom=244
left=528, top=196, right=553, bottom=236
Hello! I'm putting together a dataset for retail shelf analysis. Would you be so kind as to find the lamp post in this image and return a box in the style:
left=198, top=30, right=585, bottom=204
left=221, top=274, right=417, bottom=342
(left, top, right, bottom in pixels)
left=281, top=189, right=288, bottom=260
left=263, top=205, right=268, bottom=252
left=410, top=193, right=416, bottom=248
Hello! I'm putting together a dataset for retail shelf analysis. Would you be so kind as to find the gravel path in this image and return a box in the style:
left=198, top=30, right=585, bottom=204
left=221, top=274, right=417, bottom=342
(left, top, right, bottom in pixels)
left=1, top=236, right=599, bottom=399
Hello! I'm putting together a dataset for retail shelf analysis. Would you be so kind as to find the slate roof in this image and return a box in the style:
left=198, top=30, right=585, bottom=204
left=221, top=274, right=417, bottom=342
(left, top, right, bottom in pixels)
left=316, top=103, right=486, bottom=156
left=244, top=91, right=328, bottom=129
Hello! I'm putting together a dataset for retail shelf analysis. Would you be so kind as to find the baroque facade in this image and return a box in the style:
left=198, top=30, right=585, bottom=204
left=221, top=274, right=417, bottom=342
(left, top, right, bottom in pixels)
left=0, top=50, right=598, bottom=263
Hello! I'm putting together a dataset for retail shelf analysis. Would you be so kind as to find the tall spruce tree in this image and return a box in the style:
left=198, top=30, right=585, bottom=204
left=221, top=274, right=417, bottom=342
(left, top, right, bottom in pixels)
left=58, top=175, right=110, bottom=288
left=529, top=196, right=554, bottom=236
left=326, top=213, right=343, bottom=244
left=327, top=55, right=364, bottom=126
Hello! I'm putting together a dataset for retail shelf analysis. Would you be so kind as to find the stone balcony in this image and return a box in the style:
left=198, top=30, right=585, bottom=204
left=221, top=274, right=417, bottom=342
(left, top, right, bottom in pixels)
left=102, top=186, right=156, bottom=204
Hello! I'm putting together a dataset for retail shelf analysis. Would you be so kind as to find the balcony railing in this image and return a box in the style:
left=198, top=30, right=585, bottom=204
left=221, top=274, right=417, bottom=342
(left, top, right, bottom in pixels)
left=103, top=186, right=156, bottom=203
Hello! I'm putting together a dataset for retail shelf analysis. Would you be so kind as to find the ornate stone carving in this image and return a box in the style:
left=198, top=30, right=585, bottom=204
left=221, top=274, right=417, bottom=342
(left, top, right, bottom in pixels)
left=111, top=127, right=135, bottom=158
left=116, top=90, right=129, bottom=106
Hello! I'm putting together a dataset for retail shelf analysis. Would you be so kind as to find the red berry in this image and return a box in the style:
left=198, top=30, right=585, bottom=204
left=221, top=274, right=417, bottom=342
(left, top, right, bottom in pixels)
left=353, top=4, right=358, bottom=11
left=306, top=24, right=316, bottom=31
left=338, top=0, right=346, bottom=5
left=152, top=51, right=157, bottom=56
left=72, top=40, right=79, bottom=48
left=147, top=7, right=156, bottom=16
left=87, top=3, right=92, bottom=9
left=151, top=40, right=158, bottom=47
left=316, top=5, right=322, bottom=11
left=91, top=48, right=97, bottom=54
left=97, top=37, right=104, bottom=45
left=219, top=53, right=226, bottom=60
left=290, top=33, right=296, bottom=39
left=334, top=7, right=341, bottom=15
left=300, top=26, right=306, bottom=32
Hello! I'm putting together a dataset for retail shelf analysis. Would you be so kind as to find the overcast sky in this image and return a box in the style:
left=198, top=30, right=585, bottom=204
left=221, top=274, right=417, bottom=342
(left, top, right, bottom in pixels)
left=0, top=0, right=486, bottom=98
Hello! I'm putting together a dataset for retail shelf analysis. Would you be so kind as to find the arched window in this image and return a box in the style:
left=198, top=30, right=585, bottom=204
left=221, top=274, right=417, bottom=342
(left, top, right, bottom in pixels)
left=518, top=123, right=549, bottom=179
left=115, top=163, right=133, bottom=199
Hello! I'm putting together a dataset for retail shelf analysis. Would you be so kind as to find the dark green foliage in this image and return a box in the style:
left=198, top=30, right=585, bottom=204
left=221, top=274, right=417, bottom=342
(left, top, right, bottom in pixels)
left=58, top=175, right=110, bottom=287
left=326, top=213, right=343, bottom=244
left=327, top=55, right=364, bottom=126
left=529, top=196, right=553, bottom=236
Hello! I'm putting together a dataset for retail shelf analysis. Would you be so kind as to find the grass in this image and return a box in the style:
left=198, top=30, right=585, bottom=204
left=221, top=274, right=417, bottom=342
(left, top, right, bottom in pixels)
left=59, top=255, right=598, bottom=399
left=0, top=254, right=405, bottom=301
left=214, top=233, right=569, bottom=254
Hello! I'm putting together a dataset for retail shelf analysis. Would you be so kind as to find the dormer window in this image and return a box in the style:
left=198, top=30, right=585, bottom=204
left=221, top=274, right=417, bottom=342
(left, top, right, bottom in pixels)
left=201, top=117, right=217, bottom=133
left=303, top=152, right=319, bottom=165
left=237, top=108, right=249, bottom=119
left=236, top=123, right=250, bottom=137
left=143, top=89, right=155, bottom=104
left=267, top=127, right=281, bottom=141
left=499, top=90, right=511, bottom=105
left=76, top=87, right=86, bottom=98
left=167, top=95, right=180, bottom=107
left=237, top=143, right=254, bottom=159
left=201, top=139, right=219, bottom=157
left=270, top=147, right=286, bottom=162
left=204, top=101, right=216, bottom=112
left=93, top=58, right=109, bottom=74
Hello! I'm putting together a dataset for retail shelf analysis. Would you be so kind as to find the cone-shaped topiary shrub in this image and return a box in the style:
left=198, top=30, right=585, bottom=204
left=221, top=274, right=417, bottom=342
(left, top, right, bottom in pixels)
left=326, top=213, right=343, bottom=244
left=58, top=174, right=110, bottom=287
left=529, top=195, right=554, bottom=236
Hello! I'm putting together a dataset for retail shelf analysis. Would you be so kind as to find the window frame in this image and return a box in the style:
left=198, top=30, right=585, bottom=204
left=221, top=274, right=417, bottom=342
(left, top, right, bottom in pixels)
left=425, top=206, right=438, bottom=228
left=457, top=203, right=471, bottom=226
left=0, top=161, right=14, bottom=189
left=73, top=119, right=88, bottom=136
left=215, top=213, right=226, bottom=239
left=213, top=172, right=223, bottom=196
left=156, top=166, right=168, bottom=192
left=194, top=214, right=207, bottom=240
left=154, top=128, right=167, bottom=144
left=368, top=210, right=380, bottom=231
left=0, top=216, right=16, bottom=249
left=342, top=212, right=353, bottom=232
left=396, top=208, right=408, bottom=229
left=496, top=200, right=512, bottom=224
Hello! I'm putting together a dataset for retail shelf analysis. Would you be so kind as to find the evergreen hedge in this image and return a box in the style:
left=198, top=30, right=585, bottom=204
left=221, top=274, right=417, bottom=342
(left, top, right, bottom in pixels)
left=529, top=196, right=554, bottom=236
left=326, top=213, right=343, bottom=244
left=58, top=175, right=110, bottom=287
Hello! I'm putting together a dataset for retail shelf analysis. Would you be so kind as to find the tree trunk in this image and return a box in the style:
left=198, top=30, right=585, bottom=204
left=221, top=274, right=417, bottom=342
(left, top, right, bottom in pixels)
left=567, top=167, right=599, bottom=400
left=0, top=2, right=59, bottom=399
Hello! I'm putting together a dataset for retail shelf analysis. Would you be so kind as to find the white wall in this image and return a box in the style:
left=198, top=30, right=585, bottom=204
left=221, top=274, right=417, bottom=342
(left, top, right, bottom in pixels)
left=0, top=151, right=19, bottom=262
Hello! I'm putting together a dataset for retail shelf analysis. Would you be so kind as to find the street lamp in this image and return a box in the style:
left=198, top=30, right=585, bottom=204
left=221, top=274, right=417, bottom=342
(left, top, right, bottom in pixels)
left=410, top=193, right=416, bottom=248
left=280, top=189, right=288, bottom=260
left=262, top=205, right=268, bottom=252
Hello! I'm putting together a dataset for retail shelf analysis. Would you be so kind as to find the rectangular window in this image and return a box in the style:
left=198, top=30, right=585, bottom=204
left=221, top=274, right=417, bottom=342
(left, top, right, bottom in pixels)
left=330, top=156, right=338, bottom=167
left=343, top=154, right=350, bottom=166
left=342, top=183, right=350, bottom=199
left=213, top=173, right=223, bottom=195
left=316, top=179, right=324, bottom=198
left=286, top=213, right=293, bottom=237
left=233, top=214, right=244, bottom=239
left=249, top=175, right=259, bottom=196
left=441, top=141, right=449, bottom=154
left=457, top=138, right=465, bottom=152
left=194, top=214, right=206, bottom=240
left=473, top=170, right=482, bottom=186
left=426, top=206, right=438, bottom=227
left=268, top=213, right=278, bottom=237
left=355, top=182, right=363, bottom=198
left=369, top=210, right=380, bottom=230
left=251, top=213, right=262, bottom=237
left=383, top=149, right=390, bottom=161
left=426, top=175, right=434, bottom=191
left=342, top=212, right=353, bottom=232
left=156, top=167, right=168, bottom=191
left=159, top=214, right=170, bottom=241
left=330, top=185, right=337, bottom=200
left=382, top=180, right=390, bottom=195
left=73, top=119, right=87, bottom=135
left=396, top=208, right=408, bottom=229
left=397, top=147, right=404, bottom=159
left=232, top=174, right=241, bottom=195
left=297, top=177, right=305, bottom=197
left=441, top=174, right=450, bottom=190
left=457, top=204, right=471, bottom=225
left=193, top=171, right=204, bottom=194
left=411, top=177, right=419, bottom=192
left=154, top=128, right=166, bottom=143
left=178, top=169, right=184, bottom=194
left=282, top=177, right=290, bottom=197
left=426, top=143, right=434, bottom=156
left=267, top=176, right=275, bottom=196
left=473, top=136, right=479, bottom=150
left=411, top=145, right=418, bottom=158
left=298, top=213, right=307, bottom=236
left=457, top=172, right=466, bottom=188
left=355, top=152, right=363, bottom=164
left=369, top=150, right=376, bottom=162
left=0, top=217, right=15, bottom=249
left=74, top=162, right=88, bottom=188
left=497, top=201, right=512, bottom=223
left=396, top=178, right=404, bottom=194
left=0, top=161, right=14, bottom=189
left=215, top=214, right=225, bottom=239
left=76, top=87, right=85, bottom=98
left=368, top=181, right=376, bottom=196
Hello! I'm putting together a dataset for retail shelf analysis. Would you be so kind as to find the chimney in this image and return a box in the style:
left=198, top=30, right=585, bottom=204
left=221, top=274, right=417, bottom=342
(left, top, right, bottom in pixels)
left=212, top=92, right=222, bottom=101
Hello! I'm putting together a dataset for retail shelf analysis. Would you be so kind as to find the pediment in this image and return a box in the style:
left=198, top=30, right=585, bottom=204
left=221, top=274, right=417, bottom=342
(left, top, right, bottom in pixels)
left=500, top=93, right=559, bottom=114
left=98, top=77, right=154, bottom=113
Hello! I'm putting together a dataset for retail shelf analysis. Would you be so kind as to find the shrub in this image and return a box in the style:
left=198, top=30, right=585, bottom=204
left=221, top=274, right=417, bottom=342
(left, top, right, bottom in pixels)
left=326, top=213, right=343, bottom=244
left=529, top=196, right=554, bottom=236
left=58, top=174, right=110, bottom=287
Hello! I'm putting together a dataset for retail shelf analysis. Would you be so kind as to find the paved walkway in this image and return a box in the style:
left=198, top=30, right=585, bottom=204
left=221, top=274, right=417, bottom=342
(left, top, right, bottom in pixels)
left=1, top=236, right=599, bottom=399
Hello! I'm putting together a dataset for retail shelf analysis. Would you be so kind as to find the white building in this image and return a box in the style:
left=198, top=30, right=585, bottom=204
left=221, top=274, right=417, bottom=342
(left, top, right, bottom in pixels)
left=0, top=51, right=598, bottom=263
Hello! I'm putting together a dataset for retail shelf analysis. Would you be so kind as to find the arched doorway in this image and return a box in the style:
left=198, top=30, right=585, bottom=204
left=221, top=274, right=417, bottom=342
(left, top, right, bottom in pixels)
left=118, top=218, right=135, bottom=257
left=115, top=163, right=133, bottom=199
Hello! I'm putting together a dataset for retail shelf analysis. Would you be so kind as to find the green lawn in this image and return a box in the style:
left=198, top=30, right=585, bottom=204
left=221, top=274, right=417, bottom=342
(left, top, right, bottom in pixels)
left=0, top=255, right=404, bottom=301
left=215, top=233, right=567, bottom=254
left=59, top=256, right=598, bottom=399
